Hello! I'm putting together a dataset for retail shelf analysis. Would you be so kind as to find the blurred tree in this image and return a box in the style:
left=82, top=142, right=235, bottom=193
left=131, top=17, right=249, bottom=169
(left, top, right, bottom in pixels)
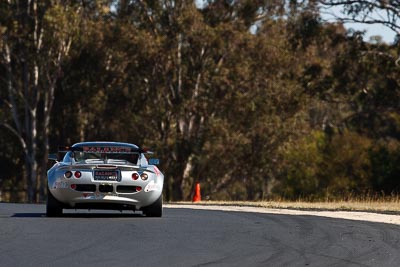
left=369, top=139, right=400, bottom=194
left=275, top=130, right=372, bottom=200
left=0, top=1, right=83, bottom=202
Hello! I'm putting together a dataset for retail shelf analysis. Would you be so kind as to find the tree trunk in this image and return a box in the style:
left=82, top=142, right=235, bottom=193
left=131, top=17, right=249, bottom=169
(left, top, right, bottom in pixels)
left=1, top=0, right=76, bottom=202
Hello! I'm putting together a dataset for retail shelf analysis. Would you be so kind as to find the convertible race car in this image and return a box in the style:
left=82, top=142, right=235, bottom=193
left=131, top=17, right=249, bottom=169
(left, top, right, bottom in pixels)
left=47, top=142, right=164, bottom=217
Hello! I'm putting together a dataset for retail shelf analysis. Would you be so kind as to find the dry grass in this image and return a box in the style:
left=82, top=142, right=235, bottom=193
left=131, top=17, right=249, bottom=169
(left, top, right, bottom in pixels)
left=170, top=199, right=400, bottom=213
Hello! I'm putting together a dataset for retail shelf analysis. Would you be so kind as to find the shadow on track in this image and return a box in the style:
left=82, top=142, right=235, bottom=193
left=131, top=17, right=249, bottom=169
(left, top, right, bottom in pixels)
left=11, top=213, right=46, bottom=218
left=11, top=212, right=145, bottom=218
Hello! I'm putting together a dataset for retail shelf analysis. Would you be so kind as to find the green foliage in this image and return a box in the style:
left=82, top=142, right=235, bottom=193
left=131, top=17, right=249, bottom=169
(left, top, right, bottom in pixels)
left=369, top=139, right=400, bottom=194
left=274, top=130, right=375, bottom=200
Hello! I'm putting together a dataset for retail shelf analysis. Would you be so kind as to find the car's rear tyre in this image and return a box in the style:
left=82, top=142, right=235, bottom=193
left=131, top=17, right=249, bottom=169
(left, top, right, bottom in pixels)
left=142, top=195, right=163, bottom=217
left=46, top=186, right=63, bottom=217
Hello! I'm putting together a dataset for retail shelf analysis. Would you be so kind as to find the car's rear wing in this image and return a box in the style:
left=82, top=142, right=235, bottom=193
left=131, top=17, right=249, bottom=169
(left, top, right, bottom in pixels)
left=50, top=145, right=159, bottom=165
left=57, top=145, right=154, bottom=154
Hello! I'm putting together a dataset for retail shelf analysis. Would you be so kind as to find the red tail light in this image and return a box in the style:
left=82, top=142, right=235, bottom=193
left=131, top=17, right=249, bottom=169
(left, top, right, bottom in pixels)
left=136, top=186, right=142, bottom=192
left=71, top=184, right=77, bottom=190
left=132, top=173, right=139, bottom=180
left=74, top=171, right=82, bottom=178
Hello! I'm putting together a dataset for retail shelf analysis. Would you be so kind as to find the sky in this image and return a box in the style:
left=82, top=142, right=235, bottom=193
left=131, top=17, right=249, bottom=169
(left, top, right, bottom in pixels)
left=342, top=23, right=397, bottom=44
left=321, top=5, right=398, bottom=44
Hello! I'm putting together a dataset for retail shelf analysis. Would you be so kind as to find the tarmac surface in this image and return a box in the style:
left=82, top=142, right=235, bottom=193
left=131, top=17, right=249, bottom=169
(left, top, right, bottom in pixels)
left=1, top=203, right=400, bottom=266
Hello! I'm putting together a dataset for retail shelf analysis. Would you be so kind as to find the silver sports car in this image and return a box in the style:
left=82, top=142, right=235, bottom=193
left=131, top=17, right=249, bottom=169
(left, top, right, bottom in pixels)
left=47, top=142, right=164, bottom=217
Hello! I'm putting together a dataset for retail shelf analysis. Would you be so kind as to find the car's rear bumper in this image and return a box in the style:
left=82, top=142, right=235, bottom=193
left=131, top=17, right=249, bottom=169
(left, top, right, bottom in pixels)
left=49, top=180, right=163, bottom=210
left=50, top=188, right=162, bottom=210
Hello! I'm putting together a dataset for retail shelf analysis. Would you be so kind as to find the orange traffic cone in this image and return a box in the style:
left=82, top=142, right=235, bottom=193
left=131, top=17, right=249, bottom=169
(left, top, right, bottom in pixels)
left=192, top=182, right=201, bottom=202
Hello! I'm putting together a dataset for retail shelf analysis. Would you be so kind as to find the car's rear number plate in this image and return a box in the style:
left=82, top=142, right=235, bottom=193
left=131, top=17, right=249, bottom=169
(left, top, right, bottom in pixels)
left=94, top=170, right=120, bottom=181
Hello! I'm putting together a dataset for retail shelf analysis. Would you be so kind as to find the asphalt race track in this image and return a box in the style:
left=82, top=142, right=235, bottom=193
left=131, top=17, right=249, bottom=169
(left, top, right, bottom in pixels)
left=1, top=203, right=400, bottom=266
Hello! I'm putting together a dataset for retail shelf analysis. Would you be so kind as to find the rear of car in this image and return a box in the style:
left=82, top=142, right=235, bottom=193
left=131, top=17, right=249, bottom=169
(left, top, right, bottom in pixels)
left=47, top=142, right=164, bottom=217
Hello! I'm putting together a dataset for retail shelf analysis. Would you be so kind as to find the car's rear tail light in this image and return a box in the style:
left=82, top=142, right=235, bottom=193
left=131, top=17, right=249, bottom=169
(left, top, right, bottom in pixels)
left=65, top=171, right=72, bottom=178
left=132, top=173, right=139, bottom=180
left=140, top=173, right=148, bottom=180
left=74, top=171, right=82, bottom=178
left=70, top=184, right=77, bottom=190
left=136, top=186, right=142, bottom=192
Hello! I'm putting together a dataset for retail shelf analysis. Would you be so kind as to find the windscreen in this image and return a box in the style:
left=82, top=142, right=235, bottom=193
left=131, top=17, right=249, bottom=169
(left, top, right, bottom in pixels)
left=72, top=146, right=139, bottom=164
